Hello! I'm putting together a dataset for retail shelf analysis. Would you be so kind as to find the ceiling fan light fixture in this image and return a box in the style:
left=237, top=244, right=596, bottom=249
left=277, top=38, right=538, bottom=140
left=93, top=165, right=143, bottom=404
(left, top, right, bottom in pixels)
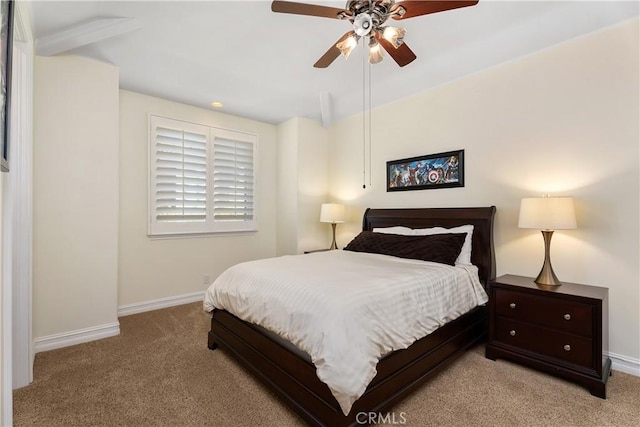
left=381, top=26, right=406, bottom=48
left=271, top=0, right=481, bottom=68
left=368, top=40, right=384, bottom=64
left=336, top=33, right=360, bottom=59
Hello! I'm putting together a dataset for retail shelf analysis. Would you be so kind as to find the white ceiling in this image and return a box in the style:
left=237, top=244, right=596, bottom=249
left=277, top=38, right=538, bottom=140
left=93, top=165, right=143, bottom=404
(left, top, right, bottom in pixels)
left=29, top=1, right=639, bottom=125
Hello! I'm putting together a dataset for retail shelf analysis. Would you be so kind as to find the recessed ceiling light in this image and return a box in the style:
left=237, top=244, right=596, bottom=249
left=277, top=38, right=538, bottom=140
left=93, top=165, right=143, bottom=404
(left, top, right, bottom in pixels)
left=210, top=101, right=224, bottom=108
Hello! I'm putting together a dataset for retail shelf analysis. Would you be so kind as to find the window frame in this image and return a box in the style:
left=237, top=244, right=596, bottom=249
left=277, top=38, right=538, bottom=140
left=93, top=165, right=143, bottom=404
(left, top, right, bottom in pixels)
left=148, top=114, right=258, bottom=237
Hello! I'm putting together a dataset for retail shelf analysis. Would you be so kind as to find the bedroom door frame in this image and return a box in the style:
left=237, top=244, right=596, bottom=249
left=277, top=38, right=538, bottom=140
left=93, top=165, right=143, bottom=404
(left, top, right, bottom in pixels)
left=1, top=2, right=34, bottom=425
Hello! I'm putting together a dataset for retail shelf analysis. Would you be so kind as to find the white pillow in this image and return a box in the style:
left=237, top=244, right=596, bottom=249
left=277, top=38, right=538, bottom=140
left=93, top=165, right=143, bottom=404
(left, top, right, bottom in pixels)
left=372, top=226, right=413, bottom=235
left=411, top=225, right=474, bottom=265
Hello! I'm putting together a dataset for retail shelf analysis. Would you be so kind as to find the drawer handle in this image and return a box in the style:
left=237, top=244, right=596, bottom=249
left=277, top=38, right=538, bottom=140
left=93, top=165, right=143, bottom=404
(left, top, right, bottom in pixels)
left=509, top=303, right=516, bottom=309
left=564, top=314, right=571, bottom=321
left=510, top=330, right=516, bottom=336
left=564, top=344, right=571, bottom=351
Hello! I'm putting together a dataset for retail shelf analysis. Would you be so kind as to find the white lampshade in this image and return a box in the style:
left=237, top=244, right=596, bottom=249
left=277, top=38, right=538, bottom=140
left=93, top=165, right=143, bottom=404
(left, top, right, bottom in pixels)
left=320, top=203, right=345, bottom=224
left=518, top=197, right=577, bottom=230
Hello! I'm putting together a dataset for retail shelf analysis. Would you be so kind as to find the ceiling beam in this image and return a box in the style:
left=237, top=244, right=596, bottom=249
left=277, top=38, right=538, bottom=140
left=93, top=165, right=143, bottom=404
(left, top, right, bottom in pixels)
left=36, top=17, right=141, bottom=56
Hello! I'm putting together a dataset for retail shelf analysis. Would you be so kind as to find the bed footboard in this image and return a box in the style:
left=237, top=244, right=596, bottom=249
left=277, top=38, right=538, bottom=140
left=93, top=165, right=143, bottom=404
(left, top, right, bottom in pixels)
left=209, top=306, right=487, bottom=427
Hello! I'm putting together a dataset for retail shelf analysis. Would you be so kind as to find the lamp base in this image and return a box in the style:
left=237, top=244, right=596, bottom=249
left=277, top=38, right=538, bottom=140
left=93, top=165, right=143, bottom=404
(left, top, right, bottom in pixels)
left=534, top=230, right=562, bottom=287
left=534, top=265, right=562, bottom=287
left=329, top=223, right=338, bottom=250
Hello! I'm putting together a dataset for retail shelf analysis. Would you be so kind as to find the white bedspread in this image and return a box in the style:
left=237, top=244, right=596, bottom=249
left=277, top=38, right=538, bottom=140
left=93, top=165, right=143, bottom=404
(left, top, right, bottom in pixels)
left=203, top=250, right=488, bottom=415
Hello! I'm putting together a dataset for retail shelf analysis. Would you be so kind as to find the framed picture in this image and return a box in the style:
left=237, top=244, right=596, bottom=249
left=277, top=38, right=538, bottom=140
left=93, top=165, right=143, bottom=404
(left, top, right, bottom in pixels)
left=0, top=0, right=14, bottom=173
left=387, top=149, right=464, bottom=192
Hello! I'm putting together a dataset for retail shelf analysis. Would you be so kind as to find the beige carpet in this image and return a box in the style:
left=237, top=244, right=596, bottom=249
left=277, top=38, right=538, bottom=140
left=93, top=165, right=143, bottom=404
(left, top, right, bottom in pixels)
left=14, top=302, right=640, bottom=426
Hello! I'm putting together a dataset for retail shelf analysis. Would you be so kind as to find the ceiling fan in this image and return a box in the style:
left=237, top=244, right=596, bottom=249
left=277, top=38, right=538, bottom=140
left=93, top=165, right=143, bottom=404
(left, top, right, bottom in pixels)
left=271, top=0, right=479, bottom=68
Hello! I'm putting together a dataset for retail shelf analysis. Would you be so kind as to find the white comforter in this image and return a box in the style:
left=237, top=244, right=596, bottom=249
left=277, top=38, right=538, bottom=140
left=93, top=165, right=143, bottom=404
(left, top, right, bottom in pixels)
left=203, top=250, right=488, bottom=415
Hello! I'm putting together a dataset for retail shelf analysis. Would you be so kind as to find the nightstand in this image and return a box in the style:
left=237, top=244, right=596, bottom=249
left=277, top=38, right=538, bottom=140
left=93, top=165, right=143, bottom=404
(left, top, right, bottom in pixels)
left=486, top=274, right=610, bottom=398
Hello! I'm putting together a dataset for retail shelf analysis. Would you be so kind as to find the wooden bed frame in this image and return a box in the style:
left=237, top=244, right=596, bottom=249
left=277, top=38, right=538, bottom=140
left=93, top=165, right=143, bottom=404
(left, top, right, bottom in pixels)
left=208, top=207, right=496, bottom=426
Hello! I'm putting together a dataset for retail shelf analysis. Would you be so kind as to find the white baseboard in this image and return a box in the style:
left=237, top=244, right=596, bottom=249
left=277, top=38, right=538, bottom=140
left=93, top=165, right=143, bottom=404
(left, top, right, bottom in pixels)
left=34, top=322, right=120, bottom=353
left=117, top=290, right=205, bottom=317
left=33, top=292, right=205, bottom=354
left=607, top=351, right=640, bottom=376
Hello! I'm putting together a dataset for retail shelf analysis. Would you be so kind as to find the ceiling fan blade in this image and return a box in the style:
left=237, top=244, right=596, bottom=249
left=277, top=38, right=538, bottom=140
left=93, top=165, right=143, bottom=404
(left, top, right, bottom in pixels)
left=391, top=1, right=479, bottom=20
left=271, top=1, right=350, bottom=19
left=375, top=33, right=417, bottom=67
left=314, top=32, right=354, bottom=68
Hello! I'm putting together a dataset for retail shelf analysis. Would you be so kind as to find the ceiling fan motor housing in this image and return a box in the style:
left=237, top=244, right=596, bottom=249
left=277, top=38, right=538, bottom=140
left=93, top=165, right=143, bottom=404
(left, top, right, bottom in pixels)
left=347, top=0, right=394, bottom=36
left=353, top=13, right=373, bottom=36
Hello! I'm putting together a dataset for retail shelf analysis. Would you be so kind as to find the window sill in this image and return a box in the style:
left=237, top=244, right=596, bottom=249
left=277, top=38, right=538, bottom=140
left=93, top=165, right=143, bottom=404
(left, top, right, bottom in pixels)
left=147, top=230, right=258, bottom=240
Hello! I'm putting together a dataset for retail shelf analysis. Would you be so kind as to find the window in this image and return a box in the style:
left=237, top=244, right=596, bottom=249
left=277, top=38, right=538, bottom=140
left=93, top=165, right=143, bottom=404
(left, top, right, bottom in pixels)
left=149, top=115, right=257, bottom=236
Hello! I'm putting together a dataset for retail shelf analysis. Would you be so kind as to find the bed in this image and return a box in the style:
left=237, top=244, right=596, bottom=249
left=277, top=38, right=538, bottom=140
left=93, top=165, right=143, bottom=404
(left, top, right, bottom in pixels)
left=206, top=206, right=496, bottom=426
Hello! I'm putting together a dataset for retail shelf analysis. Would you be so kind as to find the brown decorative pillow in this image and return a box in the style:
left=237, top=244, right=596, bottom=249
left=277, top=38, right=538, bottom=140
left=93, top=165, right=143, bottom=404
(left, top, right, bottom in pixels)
left=344, top=231, right=467, bottom=266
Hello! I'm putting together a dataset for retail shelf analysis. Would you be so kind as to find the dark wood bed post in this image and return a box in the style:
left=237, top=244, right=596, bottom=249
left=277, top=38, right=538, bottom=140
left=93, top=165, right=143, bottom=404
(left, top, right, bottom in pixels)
left=208, top=206, right=496, bottom=426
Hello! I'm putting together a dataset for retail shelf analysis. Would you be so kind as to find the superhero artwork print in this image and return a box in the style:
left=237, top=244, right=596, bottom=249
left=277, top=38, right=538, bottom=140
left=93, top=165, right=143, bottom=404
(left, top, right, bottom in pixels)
left=386, top=150, right=464, bottom=192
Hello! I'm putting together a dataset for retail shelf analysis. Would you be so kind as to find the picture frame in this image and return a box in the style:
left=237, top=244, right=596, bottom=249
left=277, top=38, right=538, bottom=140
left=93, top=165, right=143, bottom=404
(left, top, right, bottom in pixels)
left=386, top=149, right=464, bottom=192
left=0, top=0, right=14, bottom=173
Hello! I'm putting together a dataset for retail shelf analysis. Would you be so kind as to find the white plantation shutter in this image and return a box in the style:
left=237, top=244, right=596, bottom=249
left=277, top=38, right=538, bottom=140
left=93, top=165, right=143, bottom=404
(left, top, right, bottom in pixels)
left=210, top=128, right=257, bottom=232
left=213, top=139, right=254, bottom=221
left=154, top=126, right=207, bottom=222
left=149, top=116, right=257, bottom=236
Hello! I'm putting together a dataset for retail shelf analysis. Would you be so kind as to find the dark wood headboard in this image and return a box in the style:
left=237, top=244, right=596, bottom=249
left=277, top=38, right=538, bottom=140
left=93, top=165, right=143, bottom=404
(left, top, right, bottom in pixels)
left=362, top=206, right=496, bottom=286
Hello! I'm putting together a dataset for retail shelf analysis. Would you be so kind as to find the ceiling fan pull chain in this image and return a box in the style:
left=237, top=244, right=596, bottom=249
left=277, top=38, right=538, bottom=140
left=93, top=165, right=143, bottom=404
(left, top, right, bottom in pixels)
left=362, top=40, right=367, bottom=189
left=369, top=61, right=372, bottom=187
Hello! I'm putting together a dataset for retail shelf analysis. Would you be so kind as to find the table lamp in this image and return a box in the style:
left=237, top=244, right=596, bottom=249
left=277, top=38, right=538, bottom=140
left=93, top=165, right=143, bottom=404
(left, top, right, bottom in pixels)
left=518, top=196, right=577, bottom=286
left=320, top=203, right=345, bottom=250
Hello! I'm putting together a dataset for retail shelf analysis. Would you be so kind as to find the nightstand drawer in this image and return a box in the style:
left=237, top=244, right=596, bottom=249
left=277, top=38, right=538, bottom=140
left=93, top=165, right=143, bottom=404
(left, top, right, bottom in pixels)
left=495, top=288, right=593, bottom=336
left=495, top=317, right=593, bottom=368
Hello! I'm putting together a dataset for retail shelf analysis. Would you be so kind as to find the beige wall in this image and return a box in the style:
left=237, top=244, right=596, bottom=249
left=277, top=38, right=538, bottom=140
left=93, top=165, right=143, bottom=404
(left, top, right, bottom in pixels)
left=328, top=19, right=639, bottom=360
left=33, top=56, right=120, bottom=337
left=276, top=118, right=299, bottom=256
left=296, top=118, right=330, bottom=252
left=118, top=90, right=277, bottom=306
left=276, top=117, right=329, bottom=255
